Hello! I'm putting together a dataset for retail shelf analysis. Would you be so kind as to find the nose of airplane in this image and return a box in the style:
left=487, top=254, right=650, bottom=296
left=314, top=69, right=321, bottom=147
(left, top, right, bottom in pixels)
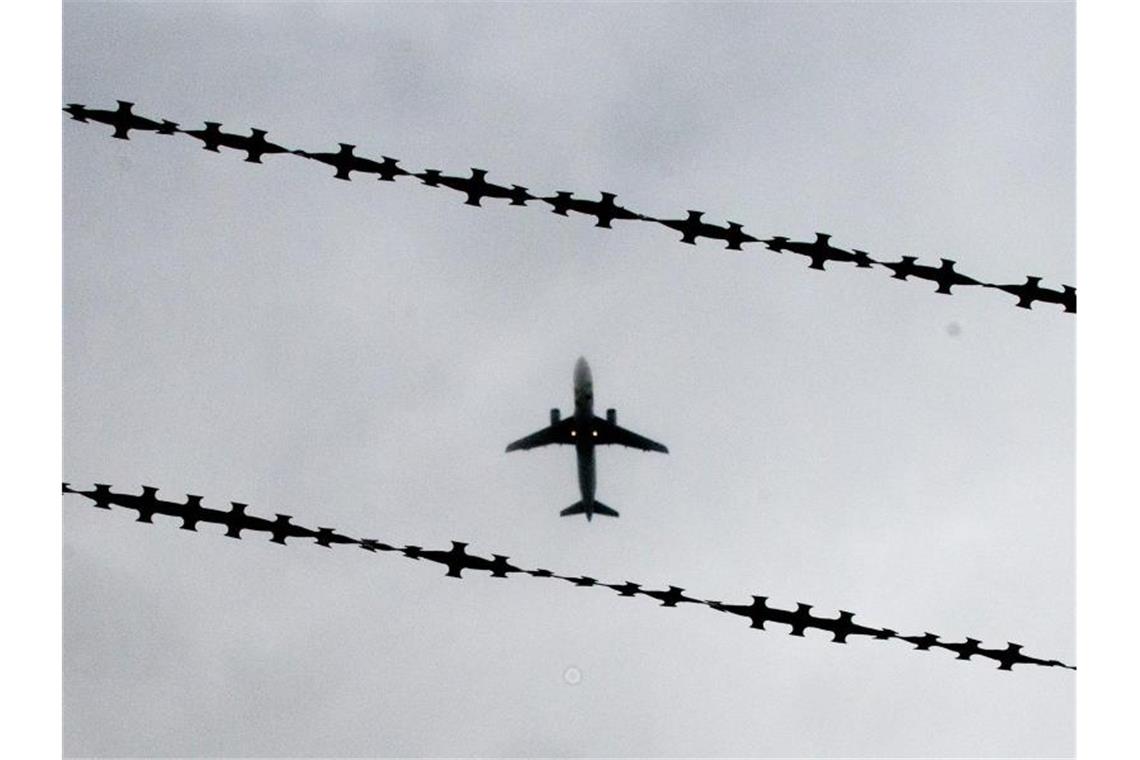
left=574, top=356, right=591, bottom=383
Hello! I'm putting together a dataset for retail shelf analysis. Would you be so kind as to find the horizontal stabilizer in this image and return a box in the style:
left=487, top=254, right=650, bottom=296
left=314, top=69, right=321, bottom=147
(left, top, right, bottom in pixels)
left=560, top=502, right=587, bottom=517
left=560, top=500, right=620, bottom=520
left=592, top=501, right=619, bottom=518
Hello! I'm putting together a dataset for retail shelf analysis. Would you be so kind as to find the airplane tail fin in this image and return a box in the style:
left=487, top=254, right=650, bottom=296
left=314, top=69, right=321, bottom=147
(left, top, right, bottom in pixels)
left=560, top=501, right=620, bottom=520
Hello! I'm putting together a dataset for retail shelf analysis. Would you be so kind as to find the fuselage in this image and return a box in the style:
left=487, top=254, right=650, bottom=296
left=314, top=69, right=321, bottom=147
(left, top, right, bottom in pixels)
left=572, top=356, right=597, bottom=506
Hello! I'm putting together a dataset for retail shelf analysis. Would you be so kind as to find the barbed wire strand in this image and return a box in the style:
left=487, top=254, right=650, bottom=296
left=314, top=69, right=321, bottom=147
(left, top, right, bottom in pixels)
left=63, top=482, right=1075, bottom=673
left=62, top=100, right=1075, bottom=315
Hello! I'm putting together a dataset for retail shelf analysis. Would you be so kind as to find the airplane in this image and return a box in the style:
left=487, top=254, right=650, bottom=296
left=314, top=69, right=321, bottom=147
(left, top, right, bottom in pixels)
left=505, top=357, right=668, bottom=520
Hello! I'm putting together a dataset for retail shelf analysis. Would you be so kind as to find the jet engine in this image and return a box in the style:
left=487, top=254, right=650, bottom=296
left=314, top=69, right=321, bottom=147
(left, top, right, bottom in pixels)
left=606, top=408, right=617, bottom=424
left=550, top=408, right=561, bottom=425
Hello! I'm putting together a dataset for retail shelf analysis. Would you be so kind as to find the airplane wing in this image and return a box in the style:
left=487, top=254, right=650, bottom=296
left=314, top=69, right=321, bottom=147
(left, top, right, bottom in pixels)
left=593, top=417, right=669, bottom=453
left=505, top=418, right=576, bottom=452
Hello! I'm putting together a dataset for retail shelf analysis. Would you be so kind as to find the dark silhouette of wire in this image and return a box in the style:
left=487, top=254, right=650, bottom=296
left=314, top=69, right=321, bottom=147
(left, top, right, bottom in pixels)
left=62, top=99, right=1075, bottom=315
left=63, top=482, right=1076, bottom=673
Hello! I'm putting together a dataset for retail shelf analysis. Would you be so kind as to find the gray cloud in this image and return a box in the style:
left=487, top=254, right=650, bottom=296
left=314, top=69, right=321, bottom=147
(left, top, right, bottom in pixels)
left=64, top=2, right=1073, bottom=756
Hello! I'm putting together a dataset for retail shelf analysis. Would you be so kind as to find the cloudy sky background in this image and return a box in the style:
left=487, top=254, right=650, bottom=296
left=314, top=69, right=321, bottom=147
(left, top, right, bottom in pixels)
left=63, top=2, right=1074, bottom=756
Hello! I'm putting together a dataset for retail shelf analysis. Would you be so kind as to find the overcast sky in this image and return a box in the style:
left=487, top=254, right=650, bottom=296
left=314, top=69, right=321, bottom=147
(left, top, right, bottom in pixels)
left=63, top=2, right=1074, bottom=757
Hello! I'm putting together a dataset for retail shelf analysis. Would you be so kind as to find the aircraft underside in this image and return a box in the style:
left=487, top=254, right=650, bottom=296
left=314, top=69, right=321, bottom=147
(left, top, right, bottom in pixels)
left=505, top=358, right=668, bottom=520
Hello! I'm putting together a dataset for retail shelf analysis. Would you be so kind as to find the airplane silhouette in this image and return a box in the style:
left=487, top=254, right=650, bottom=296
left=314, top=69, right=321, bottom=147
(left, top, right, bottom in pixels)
left=878, top=256, right=980, bottom=294
left=986, top=277, right=1076, bottom=313
left=181, top=122, right=290, bottom=163
left=62, top=100, right=179, bottom=140
left=654, top=210, right=759, bottom=250
left=416, top=168, right=534, bottom=206
left=293, top=143, right=409, bottom=181
left=506, top=357, right=668, bottom=520
left=764, top=233, right=876, bottom=271
left=541, top=191, right=645, bottom=228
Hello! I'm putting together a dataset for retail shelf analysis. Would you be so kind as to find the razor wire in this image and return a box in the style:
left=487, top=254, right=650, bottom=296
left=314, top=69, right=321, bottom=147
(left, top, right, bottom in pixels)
left=62, top=482, right=1076, bottom=673
left=62, top=100, right=1075, bottom=315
